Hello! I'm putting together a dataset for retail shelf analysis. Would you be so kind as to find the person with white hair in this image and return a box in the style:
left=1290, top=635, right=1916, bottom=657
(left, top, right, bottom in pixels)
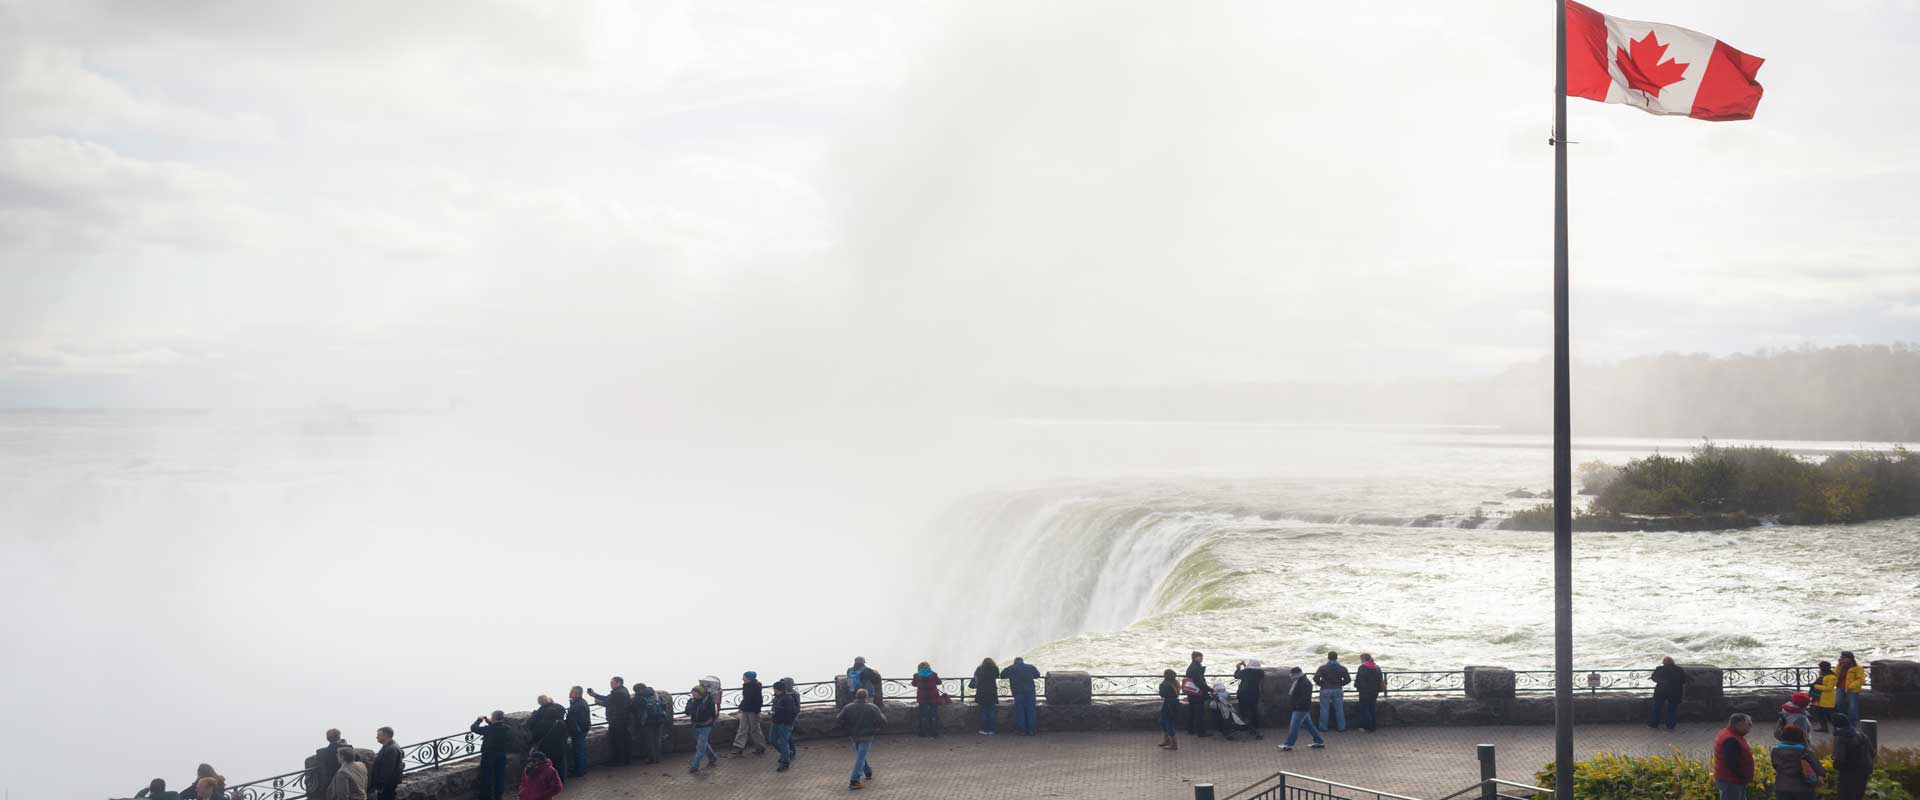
left=1232, top=659, right=1267, bottom=739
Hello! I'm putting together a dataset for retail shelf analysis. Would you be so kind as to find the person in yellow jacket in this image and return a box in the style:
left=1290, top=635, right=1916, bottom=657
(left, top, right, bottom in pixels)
left=1811, top=661, right=1838, bottom=733
left=1834, top=651, right=1866, bottom=725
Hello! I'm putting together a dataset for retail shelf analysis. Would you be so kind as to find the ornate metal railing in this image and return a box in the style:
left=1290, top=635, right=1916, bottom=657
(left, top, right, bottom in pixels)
left=400, top=729, right=485, bottom=771
left=225, top=769, right=310, bottom=800
left=1384, top=670, right=1464, bottom=694
left=215, top=663, right=1861, bottom=797
left=1724, top=666, right=1819, bottom=691
left=1091, top=674, right=1166, bottom=698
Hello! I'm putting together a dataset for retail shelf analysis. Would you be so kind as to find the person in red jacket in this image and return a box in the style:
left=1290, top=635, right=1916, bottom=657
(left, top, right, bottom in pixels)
left=1712, top=713, right=1755, bottom=800
left=518, top=751, right=563, bottom=800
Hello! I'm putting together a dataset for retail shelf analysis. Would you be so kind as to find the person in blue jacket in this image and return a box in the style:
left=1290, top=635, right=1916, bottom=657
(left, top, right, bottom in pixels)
left=1002, top=657, right=1042, bottom=736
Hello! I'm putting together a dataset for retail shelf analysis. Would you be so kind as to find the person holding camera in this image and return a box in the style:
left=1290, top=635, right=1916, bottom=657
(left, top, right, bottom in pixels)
left=468, top=711, right=512, bottom=800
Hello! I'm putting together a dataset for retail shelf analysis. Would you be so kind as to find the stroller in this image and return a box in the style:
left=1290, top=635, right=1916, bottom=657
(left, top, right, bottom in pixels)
left=1211, top=682, right=1249, bottom=740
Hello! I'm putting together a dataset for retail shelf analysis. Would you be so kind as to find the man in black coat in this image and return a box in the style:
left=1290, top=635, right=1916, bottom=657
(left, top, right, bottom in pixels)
left=1185, top=652, right=1210, bottom=737
left=1279, top=667, right=1326, bottom=751
left=1648, top=656, right=1690, bottom=731
left=527, top=695, right=571, bottom=774
left=371, top=727, right=403, bottom=800
left=587, top=677, right=634, bottom=767
left=566, top=686, right=593, bottom=777
left=309, top=728, right=352, bottom=800
left=468, top=712, right=513, bottom=800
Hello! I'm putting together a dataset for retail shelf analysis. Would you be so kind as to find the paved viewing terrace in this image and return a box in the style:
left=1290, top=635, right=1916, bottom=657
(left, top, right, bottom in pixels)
left=557, top=719, right=1920, bottom=800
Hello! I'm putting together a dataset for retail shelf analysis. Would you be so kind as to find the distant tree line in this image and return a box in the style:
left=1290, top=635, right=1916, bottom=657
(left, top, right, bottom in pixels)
left=1007, top=343, right=1920, bottom=442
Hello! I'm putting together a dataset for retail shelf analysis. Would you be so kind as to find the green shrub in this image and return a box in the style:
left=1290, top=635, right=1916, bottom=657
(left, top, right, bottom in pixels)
left=1591, top=444, right=1920, bottom=524
left=1536, top=746, right=1916, bottom=800
left=1881, top=747, right=1920, bottom=797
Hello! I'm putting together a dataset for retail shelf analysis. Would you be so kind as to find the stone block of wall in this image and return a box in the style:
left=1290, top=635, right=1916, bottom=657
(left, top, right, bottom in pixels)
left=1045, top=671, right=1092, bottom=705
left=1463, top=667, right=1514, bottom=700
left=1680, top=664, right=1723, bottom=713
left=1871, top=659, right=1920, bottom=692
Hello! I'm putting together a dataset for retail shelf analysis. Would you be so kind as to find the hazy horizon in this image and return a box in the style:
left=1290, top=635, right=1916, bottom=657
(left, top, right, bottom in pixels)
left=6, top=1, right=1920, bottom=798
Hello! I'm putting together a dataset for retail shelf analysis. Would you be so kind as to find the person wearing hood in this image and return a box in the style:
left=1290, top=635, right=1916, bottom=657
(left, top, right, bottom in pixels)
left=837, top=688, right=887, bottom=790
left=1775, top=693, right=1813, bottom=741
left=686, top=684, right=722, bottom=774
left=1834, top=652, right=1865, bottom=726
left=1184, top=652, right=1210, bottom=738
left=587, top=677, right=632, bottom=768
left=326, top=747, right=369, bottom=800
left=911, top=662, right=946, bottom=737
left=517, top=751, right=563, bottom=800
left=1649, top=656, right=1691, bottom=732
left=972, top=657, right=1001, bottom=735
left=1830, top=714, right=1875, bottom=800
left=1279, top=667, right=1326, bottom=751
left=1233, top=659, right=1266, bottom=739
left=1156, top=669, right=1181, bottom=750
left=847, top=657, right=884, bottom=707
left=732, top=671, right=769, bottom=756
left=469, top=711, right=512, bottom=800
left=1769, top=724, right=1826, bottom=800
left=769, top=678, right=802, bottom=772
left=1354, top=654, right=1386, bottom=732
left=527, top=696, right=570, bottom=776
left=187, top=765, right=225, bottom=800
left=1811, top=661, right=1838, bottom=733
left=1003, top=656, right=1042, bottom=736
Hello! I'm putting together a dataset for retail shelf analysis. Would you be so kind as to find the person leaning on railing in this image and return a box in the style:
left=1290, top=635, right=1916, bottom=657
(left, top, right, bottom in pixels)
left=1003, top=657, right=1042, bottom=736
left=971, top=658, right=1001, bottom=735
left=1648, top=656, right=1690, bottom=732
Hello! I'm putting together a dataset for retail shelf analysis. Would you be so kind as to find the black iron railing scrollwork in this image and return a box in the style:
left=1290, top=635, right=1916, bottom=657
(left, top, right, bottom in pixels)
left=216, top=664, right=1849, bottom=794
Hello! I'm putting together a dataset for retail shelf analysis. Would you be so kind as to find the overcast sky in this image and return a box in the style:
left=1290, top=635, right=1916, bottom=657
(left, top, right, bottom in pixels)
left=3, top=0, right=1917, bottom=410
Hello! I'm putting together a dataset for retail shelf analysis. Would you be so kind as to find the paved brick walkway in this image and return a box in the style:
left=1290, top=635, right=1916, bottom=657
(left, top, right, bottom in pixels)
left=560, top=720, right=1920, bottom=800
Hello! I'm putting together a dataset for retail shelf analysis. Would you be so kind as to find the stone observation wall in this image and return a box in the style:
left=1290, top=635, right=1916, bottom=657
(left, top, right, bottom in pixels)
left=323, top=660, right=1920, bottom=800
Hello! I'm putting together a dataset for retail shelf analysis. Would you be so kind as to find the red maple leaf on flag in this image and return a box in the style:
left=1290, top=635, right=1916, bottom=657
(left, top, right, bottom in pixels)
left=1614, top=31, right=1690, bottom=97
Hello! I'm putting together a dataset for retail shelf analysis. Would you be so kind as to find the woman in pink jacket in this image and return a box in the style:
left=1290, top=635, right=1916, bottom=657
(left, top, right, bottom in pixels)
left=519, top=751, right=564, bottom=800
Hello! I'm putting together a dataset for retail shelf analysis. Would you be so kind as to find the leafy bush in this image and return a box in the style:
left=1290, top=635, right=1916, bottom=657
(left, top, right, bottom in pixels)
left=1536, top=746, right=1916, bottom=800
left=1882, top=748, right=1920, bottom=797
left=1578, top=460, right=1623, bottom=496
left=1591, top=444, right=1920, bottom=524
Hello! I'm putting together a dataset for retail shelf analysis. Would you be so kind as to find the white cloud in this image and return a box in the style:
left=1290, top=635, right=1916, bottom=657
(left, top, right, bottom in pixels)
left=0, top=136, right=271, bottom=251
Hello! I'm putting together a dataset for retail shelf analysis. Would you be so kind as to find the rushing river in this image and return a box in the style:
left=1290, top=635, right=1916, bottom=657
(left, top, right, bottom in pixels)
left=3, top=411, right=1914, bottom=798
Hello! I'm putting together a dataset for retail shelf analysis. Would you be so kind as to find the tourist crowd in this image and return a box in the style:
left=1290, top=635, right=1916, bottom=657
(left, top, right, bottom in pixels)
left=127, top=650, right=1877, bottom=799
left=1705, top=650, right=1876, bottom=800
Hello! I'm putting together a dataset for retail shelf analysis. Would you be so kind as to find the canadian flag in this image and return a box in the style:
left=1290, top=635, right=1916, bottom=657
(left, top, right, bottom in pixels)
left=1566, top=0, right=1765, bottom=121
